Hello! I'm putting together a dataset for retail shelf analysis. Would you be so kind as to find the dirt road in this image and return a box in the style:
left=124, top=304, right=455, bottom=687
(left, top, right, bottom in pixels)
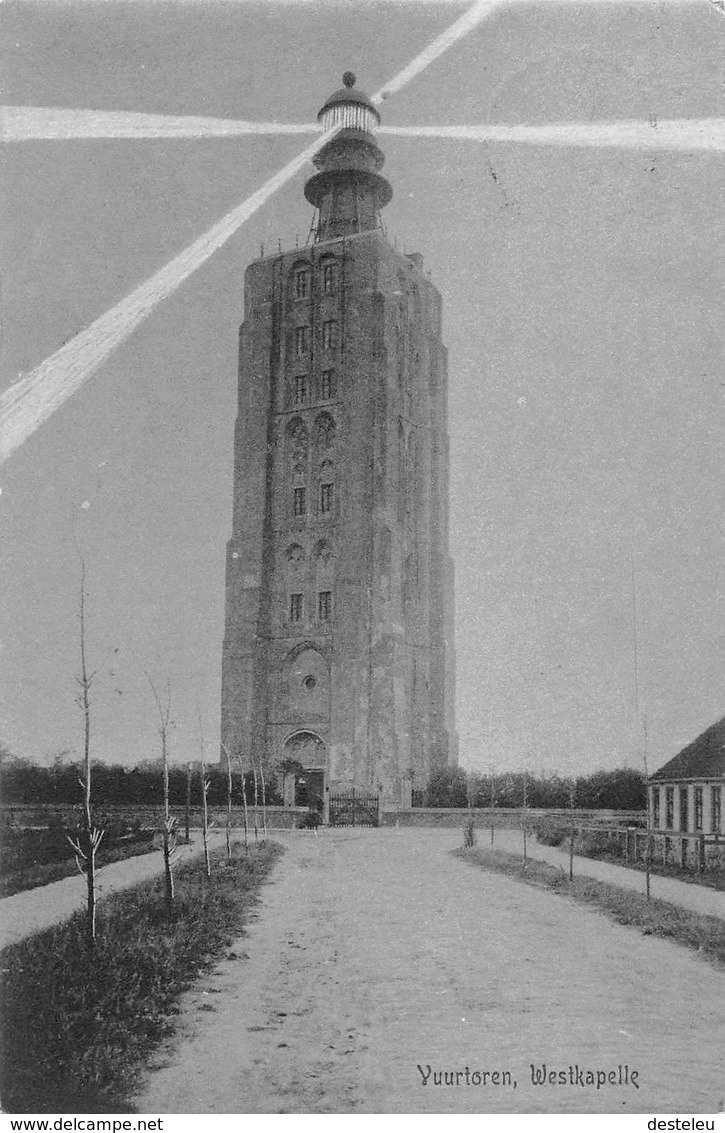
left=135, top=829, right=724, bottom=1114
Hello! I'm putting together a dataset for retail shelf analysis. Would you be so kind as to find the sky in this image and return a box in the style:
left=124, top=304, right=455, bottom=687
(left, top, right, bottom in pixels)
left=1, top=0, right=723, bottom=778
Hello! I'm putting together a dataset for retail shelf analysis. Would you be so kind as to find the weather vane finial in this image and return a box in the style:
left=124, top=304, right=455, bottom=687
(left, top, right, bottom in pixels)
left=342, top=71, right=356, bottom=88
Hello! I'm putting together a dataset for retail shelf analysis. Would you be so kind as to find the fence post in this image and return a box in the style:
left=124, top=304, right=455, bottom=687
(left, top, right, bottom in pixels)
left=698, top=834, right=705, bottom=875
left=680, top=837, right=687, bottom=870
left=377, top=791, right=384, bottom=829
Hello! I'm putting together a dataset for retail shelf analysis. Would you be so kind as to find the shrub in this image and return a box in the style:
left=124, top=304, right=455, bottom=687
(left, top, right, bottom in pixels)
left=534, top=818, right=569, bottom=846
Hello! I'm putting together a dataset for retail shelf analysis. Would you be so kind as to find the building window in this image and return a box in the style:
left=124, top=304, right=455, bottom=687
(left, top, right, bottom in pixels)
left=293, top=487, right=306, bottom=516
left=290, top=593, right=304, bottom=622
left=318, top=590, right=332, bottom=621
left=694, top=787, right=703, bottom=832
left=295, top=269, right=309, bottom=300
left=665, top=787, right=674, bottom=830
left=712, top=786, right=722, bottom=833
left=322, top=320, right=337, bottom=350
left=320, top=482, right=333, bottom=515
left=679, top=786, right=688, bottom=832
left=322, top=262, right=337, bottom=293
left=294, top=375, right=308, bottom=405
left=321, top=369, right=336, bottom=399
left=652, top=789, right=660, bottom=828
left=295, top=326, right=310, bottom=357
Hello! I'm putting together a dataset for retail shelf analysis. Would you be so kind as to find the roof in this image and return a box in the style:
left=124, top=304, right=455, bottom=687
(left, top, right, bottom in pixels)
left=650, top=716, right=725, bottom=781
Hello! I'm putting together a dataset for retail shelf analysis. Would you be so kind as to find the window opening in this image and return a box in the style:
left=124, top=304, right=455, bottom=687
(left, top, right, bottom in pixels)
left=321, top=369, right=335, bottom=399
left=322, top=320, right=337, bottom=350
left=294, top=375, right=308, bottom=405
left=320, top=483, right=333, bottom=515
left=318, top=591, right=332, bottom=621
left=295, top=269, right=309, bottom=300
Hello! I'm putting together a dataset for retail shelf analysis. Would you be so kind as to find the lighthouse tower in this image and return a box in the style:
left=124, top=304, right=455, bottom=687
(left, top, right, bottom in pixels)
left=220, top=74, right=457, bottom=811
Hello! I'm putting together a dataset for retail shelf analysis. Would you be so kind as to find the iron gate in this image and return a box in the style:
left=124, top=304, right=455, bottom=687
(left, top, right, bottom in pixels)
left=329, top=788, right=379, bottom=827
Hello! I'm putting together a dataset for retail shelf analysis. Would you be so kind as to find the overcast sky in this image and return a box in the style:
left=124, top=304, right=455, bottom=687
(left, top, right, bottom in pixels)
left=1, top=0, right=723, bottom=778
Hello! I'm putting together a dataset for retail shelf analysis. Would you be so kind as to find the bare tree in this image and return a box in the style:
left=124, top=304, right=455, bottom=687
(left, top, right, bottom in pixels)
left=184, top=760, right=192, bottom=844
left=222, top=742, right=234, bottom=862
left=568, top=776, right=576, bottom=882
left=259, top=762, right=268, bottom=843
left=522, top=770, right=529, bottom=868
left=642, top=719, right=652, bottom=902
left=67, top=557, right=104, bottom=948
left=144, top=673, right=176, bottom=913
left=489, top=769, right=497, bottom=846
left=252, top=765, right=259, bottom=844
left=198, top=717, right=213, bottom=878
left=238, top=755, right=250, bottom=854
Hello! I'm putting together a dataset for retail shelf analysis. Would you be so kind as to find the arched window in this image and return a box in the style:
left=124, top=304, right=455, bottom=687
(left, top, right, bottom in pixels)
left=287, top=417, right=308, bottom=475
left=314, top=412, right=336, bottom=453
left=320, top=368, right=336, bottom=400
left=322, top=320, right=338, bottom=351
left=290, top=260, right=311, bottom=302
left=315, top=542, right=334, bottom=623
left=287, top=418, right=308, bottom=518
left=320, top=258, right=338, bottom=294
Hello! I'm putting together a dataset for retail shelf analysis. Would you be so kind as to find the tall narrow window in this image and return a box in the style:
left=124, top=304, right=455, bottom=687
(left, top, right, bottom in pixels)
left=679, top=786, right=688, bottom=832
left=694, top=787, right=703, bottom=831
left=293, top=487, right=306, bottom=516
left=665, top=787, right=674, bottom=829
left=290, top=593, right=304, bottom=622
left=712, top=786, right=722, bottom=832
left=321, top=369, right=335, bottom=399
left=322, top=262, right=337, bottom=293
left=322, top=320, right=337, bottom=350
left=295, top=269, right=309, bottom=300
left=652, top=789, right=660, bottom=828
left=318, top=590, right=332, bottom=621
left=320, top=482, right=333, bottom=515
left=294, top=375, right=308, bottom=405
left=295, top=326, right=309, bottom=357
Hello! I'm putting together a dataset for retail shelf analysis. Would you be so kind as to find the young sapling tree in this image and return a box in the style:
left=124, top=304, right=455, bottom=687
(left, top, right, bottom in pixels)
left=522, top=770, right=529, bottom=868
left=259, top=763, right=268, bottom=843
left=145, top=673, right=177, bottom=913
left=67, top=557, right=104, bottom=948
left=198, top=718, right=213, bottom=878
left=184, top=761, right=192, bottom=845
left=252, top=766, right=259, bottom=844
left=222, top=741, right=233, bottom=862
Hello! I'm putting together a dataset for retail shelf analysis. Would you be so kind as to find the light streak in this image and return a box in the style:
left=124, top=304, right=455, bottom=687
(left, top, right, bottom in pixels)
left=0, top=106, right=320, bottom=142
left=1, top=0, right=502, bottom=462
left=0, top=129, right=334, bottom=463
left=380, top=118, right=725, bottom=151
left=372, top=0, right=503, bottom=104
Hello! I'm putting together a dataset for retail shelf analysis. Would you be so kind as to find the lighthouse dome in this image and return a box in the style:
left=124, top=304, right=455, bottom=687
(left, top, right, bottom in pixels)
left=317, top=72, right=380, bottom=134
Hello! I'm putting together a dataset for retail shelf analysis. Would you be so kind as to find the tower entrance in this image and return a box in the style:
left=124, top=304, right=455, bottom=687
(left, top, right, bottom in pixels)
left=282, top=730, right=327, bottom=814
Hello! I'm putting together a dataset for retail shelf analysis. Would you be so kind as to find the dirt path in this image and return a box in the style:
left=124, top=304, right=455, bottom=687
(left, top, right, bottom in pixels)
left=135, top=829, right=725, bottom=1114
left=0, top=834, right=225, bottom=951
left=489, top=830, right=725, bottom=919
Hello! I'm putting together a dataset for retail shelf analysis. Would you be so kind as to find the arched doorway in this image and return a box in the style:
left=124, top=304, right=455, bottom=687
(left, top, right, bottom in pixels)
left=282, top=731, right=327, bottom=813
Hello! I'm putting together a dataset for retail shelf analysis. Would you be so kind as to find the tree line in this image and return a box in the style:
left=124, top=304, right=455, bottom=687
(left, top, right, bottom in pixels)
left=0, top=753, right=284, bottom=809
left=1, top=751, right=646, bottom=812
left=422, top=766, right=646, bottom=811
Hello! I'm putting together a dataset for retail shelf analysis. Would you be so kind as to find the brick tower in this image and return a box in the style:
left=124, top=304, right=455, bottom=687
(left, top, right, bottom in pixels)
left=220, top=73, right=457, bottom=810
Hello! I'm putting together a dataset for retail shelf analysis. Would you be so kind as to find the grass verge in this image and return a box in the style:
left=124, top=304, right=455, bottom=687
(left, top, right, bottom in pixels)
left=0, top=841, right=283, bottom=1113
left=456, top=845, right=725, bottom=968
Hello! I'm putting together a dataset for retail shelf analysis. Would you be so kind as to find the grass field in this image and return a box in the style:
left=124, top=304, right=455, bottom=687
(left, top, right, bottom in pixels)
left=0, top=825, right=158, bottom=897
left=0, top=841, right=283, bottom=1113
